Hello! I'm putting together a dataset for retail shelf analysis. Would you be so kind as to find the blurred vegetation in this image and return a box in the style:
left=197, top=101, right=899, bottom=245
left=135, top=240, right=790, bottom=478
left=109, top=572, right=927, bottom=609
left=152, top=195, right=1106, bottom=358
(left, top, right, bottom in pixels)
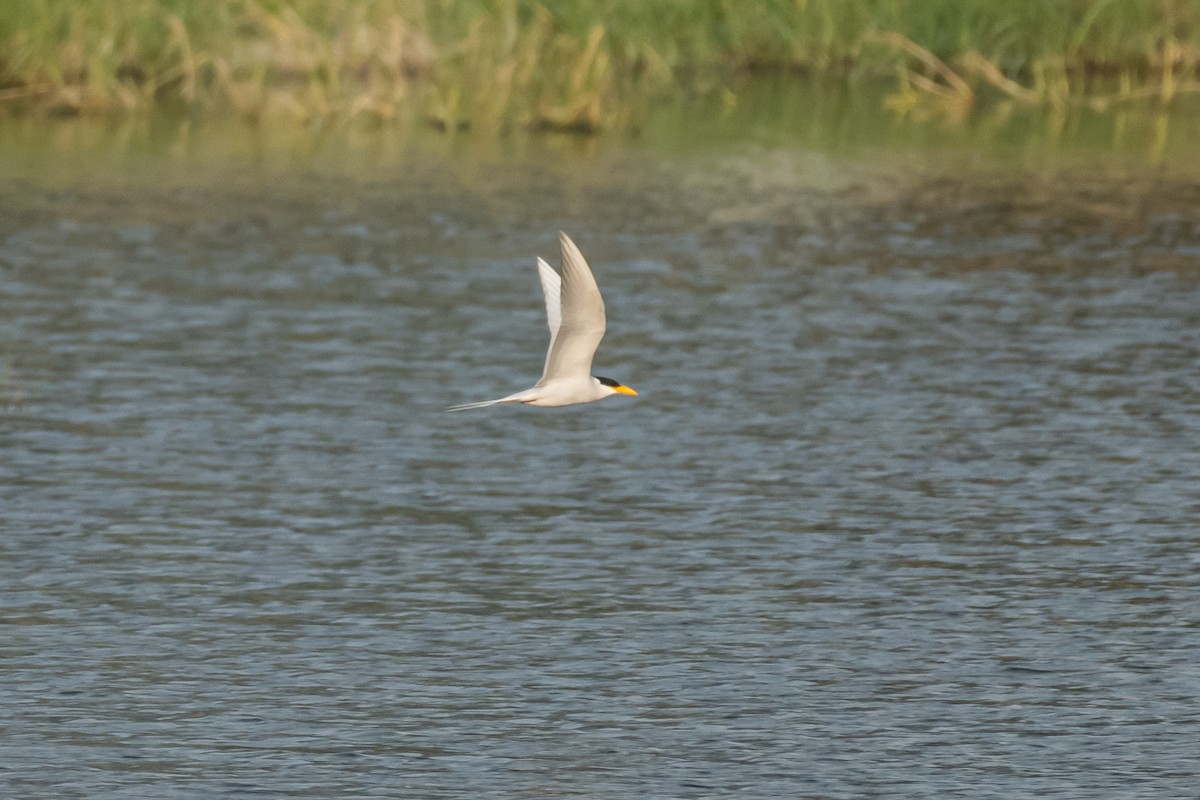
left=1, top=0, right=1198, bottom=132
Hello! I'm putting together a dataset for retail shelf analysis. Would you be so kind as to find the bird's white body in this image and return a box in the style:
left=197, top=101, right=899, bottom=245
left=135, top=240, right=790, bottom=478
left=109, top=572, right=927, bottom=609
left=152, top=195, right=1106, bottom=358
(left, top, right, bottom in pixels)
left=448, top=376, right=620, bottom=410
left=449, top=232, right=636, bottom=410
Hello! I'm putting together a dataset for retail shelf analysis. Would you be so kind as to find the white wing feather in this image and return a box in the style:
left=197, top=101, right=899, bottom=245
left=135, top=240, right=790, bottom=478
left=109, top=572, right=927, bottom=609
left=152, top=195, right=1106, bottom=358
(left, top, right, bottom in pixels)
left=537, top=232, right=606, bottom=384
left=536, top=256, right=562, bottom=377
left=536, top=257, right=562, bottom=335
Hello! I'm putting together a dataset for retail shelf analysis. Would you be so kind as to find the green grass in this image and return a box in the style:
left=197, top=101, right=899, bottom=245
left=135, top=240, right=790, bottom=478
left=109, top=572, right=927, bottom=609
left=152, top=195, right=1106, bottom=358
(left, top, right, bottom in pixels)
left=1, top=0, right=1198, bottom=131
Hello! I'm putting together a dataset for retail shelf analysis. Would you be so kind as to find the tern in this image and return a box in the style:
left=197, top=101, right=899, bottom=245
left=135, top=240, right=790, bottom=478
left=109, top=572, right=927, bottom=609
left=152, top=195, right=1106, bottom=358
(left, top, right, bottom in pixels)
left=448, top=231, right=637, bottom=410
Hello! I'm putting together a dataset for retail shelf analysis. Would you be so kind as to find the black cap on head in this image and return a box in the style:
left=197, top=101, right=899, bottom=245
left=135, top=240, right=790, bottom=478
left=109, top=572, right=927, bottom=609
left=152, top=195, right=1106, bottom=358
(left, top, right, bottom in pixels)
left=595, top=376, right=621, bottom=388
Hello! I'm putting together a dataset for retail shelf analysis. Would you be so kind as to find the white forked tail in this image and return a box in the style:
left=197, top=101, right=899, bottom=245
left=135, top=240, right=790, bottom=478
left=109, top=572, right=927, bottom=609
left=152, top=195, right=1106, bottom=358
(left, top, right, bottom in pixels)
left=446, top=398, right=513, bottom=411
left=446, top=390, right=536, bottom=411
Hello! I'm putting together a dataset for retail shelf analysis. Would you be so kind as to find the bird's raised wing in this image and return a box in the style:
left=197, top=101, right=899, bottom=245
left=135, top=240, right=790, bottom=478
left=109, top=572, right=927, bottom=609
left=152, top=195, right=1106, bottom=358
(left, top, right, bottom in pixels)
left=538, top=231, right=606, bottom=384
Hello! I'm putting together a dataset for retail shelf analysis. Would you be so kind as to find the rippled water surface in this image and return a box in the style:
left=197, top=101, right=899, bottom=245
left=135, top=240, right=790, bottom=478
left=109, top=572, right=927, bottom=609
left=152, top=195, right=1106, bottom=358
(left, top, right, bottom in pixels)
left=2, top=142, right=1200, bottom=798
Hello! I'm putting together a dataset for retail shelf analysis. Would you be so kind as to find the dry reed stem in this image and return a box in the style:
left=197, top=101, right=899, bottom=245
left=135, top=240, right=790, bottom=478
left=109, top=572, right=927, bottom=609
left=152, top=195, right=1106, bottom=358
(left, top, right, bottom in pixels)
left=871, top=31, right=973, bottom=102
left=2, top=3, right=1198, bottom=131
left=959, top=52, right=1041, bottom=104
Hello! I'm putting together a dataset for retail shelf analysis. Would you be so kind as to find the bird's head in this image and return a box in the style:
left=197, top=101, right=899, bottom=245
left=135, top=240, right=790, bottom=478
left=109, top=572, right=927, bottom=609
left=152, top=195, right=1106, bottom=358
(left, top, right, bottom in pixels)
left=595, top=375, right=638, bottom=397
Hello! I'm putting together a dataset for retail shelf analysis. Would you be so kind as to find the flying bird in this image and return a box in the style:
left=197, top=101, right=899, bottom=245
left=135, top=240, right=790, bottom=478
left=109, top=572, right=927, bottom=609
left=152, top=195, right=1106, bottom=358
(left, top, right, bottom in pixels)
left=448, top=232, right=637, bottom=410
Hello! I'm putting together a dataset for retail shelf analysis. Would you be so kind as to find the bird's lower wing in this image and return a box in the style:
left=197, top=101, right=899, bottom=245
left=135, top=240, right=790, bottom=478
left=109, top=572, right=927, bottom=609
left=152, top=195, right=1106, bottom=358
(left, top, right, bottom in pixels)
left=536, top=257, right=563, bottom=378
left=537, top=257, right=562, bottom=337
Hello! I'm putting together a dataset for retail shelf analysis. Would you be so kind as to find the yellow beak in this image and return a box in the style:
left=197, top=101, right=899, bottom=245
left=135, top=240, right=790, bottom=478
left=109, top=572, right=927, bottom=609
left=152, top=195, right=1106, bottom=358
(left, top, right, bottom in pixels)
left=613, top=385, right=638, bottom=396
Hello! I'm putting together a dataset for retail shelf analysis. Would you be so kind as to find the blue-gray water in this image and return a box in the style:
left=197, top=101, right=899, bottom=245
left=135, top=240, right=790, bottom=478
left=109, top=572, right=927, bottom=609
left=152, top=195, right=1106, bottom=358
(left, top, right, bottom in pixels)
left=2, top=153, right=1199, bottom=799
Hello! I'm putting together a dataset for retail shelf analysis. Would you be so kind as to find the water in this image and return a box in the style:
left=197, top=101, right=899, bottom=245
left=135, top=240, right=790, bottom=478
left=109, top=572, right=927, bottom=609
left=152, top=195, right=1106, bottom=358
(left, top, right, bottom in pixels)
left=2, top=132, right=1200, bottom=798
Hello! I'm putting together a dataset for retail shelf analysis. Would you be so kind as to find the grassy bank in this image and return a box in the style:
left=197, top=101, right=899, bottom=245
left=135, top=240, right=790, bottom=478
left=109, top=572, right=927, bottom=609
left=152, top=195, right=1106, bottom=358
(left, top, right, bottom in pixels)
left=2, top=0, right=1199, bottom=132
